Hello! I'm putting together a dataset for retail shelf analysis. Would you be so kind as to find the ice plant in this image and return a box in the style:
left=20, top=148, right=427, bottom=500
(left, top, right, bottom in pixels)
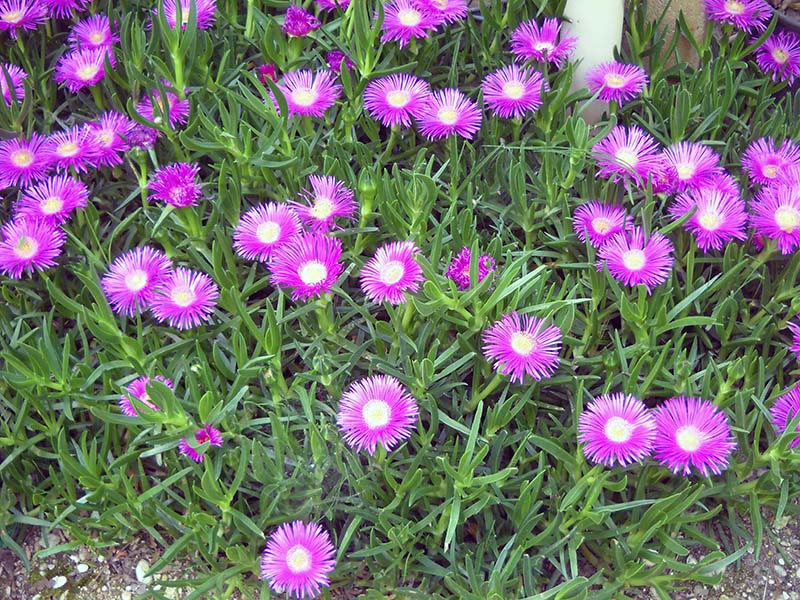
left=46, top=127, right=97, bottom=174
left=148, top=162, right=202, bottom=208
left=44, top=0, right=90, bottom=19
left=15, top=175, right=89, bottom=225
left=68, top=15, right=118, bottom=50
left=160, top=0, right=217, bottom=30
left=661, top=141, right=722, bottom=192
left=578, top=393, right=657, bottom=467
left=417, top=88, right=481, bottom=140
left=789, top=319, right=800, bottom=360
left=337, top=374, right=419, bottom=454
left=150, top=267, right=219, bottom=329
left=84, top=111, right=134, bottom=167
left=482, top=311, right=562, bottom=383
left=363, top=73, right=431, bottom=128
left=261, top=521, right=336, bottom=599
left=445, top=247, right=495, bottom=290
left=380, top=0, right=443, bottom=48
left=178, top=424, right=223, bottom=462
left=652, top=396, right=736, bottom=477
left=586, top=61, right=648, bottom=105
left=597, top=227, right=674, bottom=293
left=53, top=49, right=109, bottom=92
left=481, top=64, right=547, bottom=119
left=704, top=0, right=771, bottom=32
left=572, top=202, right=631, bottom=248
left=326, top=50, right=353, bottom=73
left=270, top=232, right=344, bottom=301
left=509, top=17, right=577, bottom=69
left=415, top=0, right=469, bottom=23
left=119, top=375, right=172, bottom=416
left=0, top=219, right=65, bottom=279
left=0, top=0, right=46, bottom=39
left=282, top=5, right=320, bottom=36
left=136, top=89, right=190, bottom=128
left=755, top=31, right=800, bottom=85
left=275, top=70, right=342, bottom=118
left=741, top=138, right=800, bottom=186
left=233, top=202, right=301, bottom=262
left=668, top=187, right=748, bottom=252
left=359, top=240, right=425, bottom=305
left=771, top=388, right=800, bottom=448
left=0, top=134, right=52, bottom=187
left=0, top=63, right=26, bottom=106
left=750, top=185, right=800, bottom=254
left=101, top=246, right=173, bottom=317
left=592, top=125, right=662, bottom=185
left=315, top=0, right=349, bottom=9
left=293, top=175, right=357, bottom=232
left=258, top=64, right=277, bottom=83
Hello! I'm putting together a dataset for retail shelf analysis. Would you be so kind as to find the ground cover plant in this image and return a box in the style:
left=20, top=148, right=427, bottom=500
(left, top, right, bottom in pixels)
left=2, top=0, right=800, bottom=597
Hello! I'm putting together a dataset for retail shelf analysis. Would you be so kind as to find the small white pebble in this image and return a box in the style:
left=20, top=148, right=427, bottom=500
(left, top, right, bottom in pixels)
left=779, top=557, right=786, bottom=566
left=121, top=591, right=133, bottom=600
left=69, top=554, right=79, bottom=563
left=97, top=555, right=105, bottom=563
left=51, top=575, right=67, bottom=589
left=76, top=564, right=89, bottom=574
left=135, top=559, right=152, bottom=584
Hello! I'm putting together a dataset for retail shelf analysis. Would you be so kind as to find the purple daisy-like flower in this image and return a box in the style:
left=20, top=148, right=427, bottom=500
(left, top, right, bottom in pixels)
left=337, top=374, right=419, bottom=455
left=481, top=64, right=547, bottom=119
left=756, top=31, right=800, bottom=85
left=54, top=48, right=109, bottom=93
left=414, top=0, right=468, bottom=23
left=705, top=0, right=771, bottom=32
left=381, top=0, right=443, bottom=48
left=233, top=202, right=300, bottom=262
left=326, top=50, right=353, bottom=73
left=586, top=61, right=648, bottom=105
left=771, top=388, right=800, bottom=448
left=597, top=227, right=674, bottom=293
left=578, top=393, right=657, bottom=467
left=45, top=127, right=97, bottom=174
left=315, top=0, right=349, bottom=9
left=509, top=17, right=577, bottom=69
left=662, top=141, right=723, bottom=192
left=136, top=89, right=190, bottom=128
left=0, top=134, right=52, bottom=188
left=482, top=311, right=562, bottom=384
left=261, top=521, right=336, bottom=600
left=417, top=88, right=481, bottom=140
left=293, top=175, right=357, bottom=232
left=0, top=0, right=46, bottom=39
left=592, top=125, right=662, bottom=185
left=148, top=162, right=202, bottom=208
left=85, top=111, right=134, bottom=167
left=360, top=240, right=425, bottom=305
left=68, top=15, right=118, bottom=49
left=741, top=138, right=800, bottom=186
left=178, top=424, right=223, bottom=462
left=669, top=187, right=748, bottom=251
left=445, top=247, right=495, bottom=290
left=789, top=319, right=800, bottom=360
left=0, top=219, right=65, bottom=279
left=43, top=0, right=91, bottom=19
left=160, top=0, right=217, bottom=30
left=101, top=246, right=173, bottom=317
left=282, top=5, right=320, bottom=37
left=276, top=69, right=342, bottom=118
left=652, top=396, right=736, bottom=477
left=572, top=202, right=631, bottom=248
left=15, top=175, right=89, bottom=226
left=363, top=73, right=431, bottom=128
left=270, top=232, right=344, bottom=301
left=150, top=267, right=219, bottom=329
left=119, top=375, right=172, bottom=416
left=0, top=63, right=26, bottom=106
left=750, top=185, right=800, bottom=254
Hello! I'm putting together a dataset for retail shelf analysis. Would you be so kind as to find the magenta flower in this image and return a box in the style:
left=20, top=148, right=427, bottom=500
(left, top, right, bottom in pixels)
left=509, top=17, right=577, bottom=69
left=261, top=521, right=336, bottom=599
left=381, top=0, right=443, bottom=48
left=482, top=311, right=562, bottom=384
left=0, top=63, right=26, bottom=106
left=0, top=134, right=53, bottom=187
left=233, top=203, right=300, bottom=262
left=669, top=187, right=748, bottom=252
left=592, top=125, right=662, bottom=185
left=282, top=5, right=320, bottom=36
left=178, top=424, right=223, bottom=462
left=136, top=90, right=190, bottom=129
left=750, top=185, right=800, bottom=254
left=276, top=70, right=342, bottom=118
left=15, top=175, right=89, bottom=225
left=572, top=202, right=631, bottom=248
left=0, top=0, right=46, bottom=39
left=85, top=111, right=134, bottom=167
left=258, top=63, right=277, bottom=83
left=43, top=0, right=90, bottom=18
left=326, top=50, right=353, bottom=73
left=662, top=141, right=722, bottom=192
left=652, top=396, right=735, bottom=477
left=315, top=0, right=349, bottom=9
left=337, top=374, right=419, bottom=454
left=68, top=15, right=119, bottom=49
left=756, top=31, right=800, bottom=85
left=46, top=127, right=97, bottom=174
left=481, top=64, right=547, bottom=119
left=150, top=267, right=219, bottom=329
left=127, top=125, right=159, bottom=150
left=0, top=219, right=65, bottom=279
left=414, top=0, right=468, bottom=23
left=148, top=162, right=202, bottom=208
left=741, top=138, right=800, bottom=186
left=270, top=232, right=344, bottom=301
left=54, top=49, right=109, bottom=93
left=705, top=0, right=771, bottom=32
left=363, top=73, right=431, bottom=128
left=417, top=88, right=481, bottom=140
left=360, top=240, right=425, bottom=305
left=578, top=393, right=657, bottom=467
left=586, top=61, right=648, bottom=105
left=160, top=0, right=217, bottom=30
left=445, top=247, right=495, bottom=290
left=119, top=375, right=172, bottom=416
left=771, top=388, right=800, bottom=448
left=101, top=247, right=173, bottom=317
left=789, top=319, right=800, bottom=360
left=293, top=175, right=357, bottom=232
left=597, top=228, right=674, bottom=293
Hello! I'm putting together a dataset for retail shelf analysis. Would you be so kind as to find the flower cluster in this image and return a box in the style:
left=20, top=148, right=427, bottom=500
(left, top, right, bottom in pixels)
left=54, top=15, right=118, bottom=92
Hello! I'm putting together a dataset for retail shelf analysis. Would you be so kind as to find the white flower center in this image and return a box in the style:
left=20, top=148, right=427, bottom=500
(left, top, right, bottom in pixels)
left=622, top=249, right=646, bottom=271
left=89, top=31, right=106, bottom=44
left=397, top=8, right=421, bottom=26
left=698, top=210, right=721, bottom=231
left=772, top=48, right=789, bottom=65
left=125, top=269, right=149, bottom=292
left=57, top=141, right=79, bottom=157
left=676, top=163, right=695, bottom=180
left=533, top=41, right=554, bottom=53
left=675, top=425, right=703, bottom=452
left=502, top=80, right=525, bottom=100
left=615, top=148, right=638, bottom=168
left=10, top=149, right=33, bottom=168
left=379, top=260, right=405, bottom=285
left=1, top=9, right=23, bottom=24
left=604, top=73, right=626, bottom=89
left=592, top=217, right=612, bottom=234
left=299, top=260, right=327, bottom=285
left=171, top=287, right=196, bottom=307
left=256, top=221, right=280, bottom=244
left=285, top=545, right=312, bottom=574
left=310, top=198, right=333, bottom=219
left=291, top=88, right=318, bottom=107
left=362, top=399, right=391, bottom=429
left=762, top=164, right=778, bottom=179
left=14, top=236, right=38, bottom=259
left=41, top=196, right=64, bottom=214
left=77, top=64, right=100, bottom=81
left=386, top=89, right=411, bottom=108
left=437, top=107, right=459, bottom=125
left=510, top=331, right=536, bottom=356
left=604, top=416, right=633, bottom=443
left=775, top=206, right=800, bottom=233
left=724, top=0, right=745, bottom=14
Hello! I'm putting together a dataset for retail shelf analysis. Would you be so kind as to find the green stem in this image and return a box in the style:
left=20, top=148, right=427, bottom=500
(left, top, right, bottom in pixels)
left=90, top=85, right=106, bottom=111
left=379, top=126, right=398, bottom=165
left=401, top=300, right=415, bottom=332
left=315, top=296, right=335, bottom=335
left=467, top=372, right=504, bottom=411
left=448, top=135, right=460, bottom=201
left=244, top=0, right=255, bottom=39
